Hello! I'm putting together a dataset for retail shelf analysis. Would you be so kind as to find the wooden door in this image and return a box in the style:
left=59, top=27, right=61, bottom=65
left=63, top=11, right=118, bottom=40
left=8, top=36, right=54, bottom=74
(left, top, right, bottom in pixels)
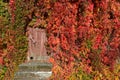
left=27, top=27, right=49, bottom=61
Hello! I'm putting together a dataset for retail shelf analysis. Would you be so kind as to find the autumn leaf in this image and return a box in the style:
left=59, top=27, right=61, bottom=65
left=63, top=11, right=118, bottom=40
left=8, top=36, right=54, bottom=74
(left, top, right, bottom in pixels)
left=0, top=57, right=3, bottom=65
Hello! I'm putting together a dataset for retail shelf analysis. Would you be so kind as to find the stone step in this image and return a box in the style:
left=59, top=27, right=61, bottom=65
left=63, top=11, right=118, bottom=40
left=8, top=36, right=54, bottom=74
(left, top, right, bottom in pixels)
left=18, top=62, right=52, bottom=72
left=14, top=77, right=48, bottom=80
left=14, top=61, right=52, bottom=80
left=14, top=77, right=47, bottom=80
left=15, top=71, right=52, bottom=77
left=14, top=71, right=52, bottom=80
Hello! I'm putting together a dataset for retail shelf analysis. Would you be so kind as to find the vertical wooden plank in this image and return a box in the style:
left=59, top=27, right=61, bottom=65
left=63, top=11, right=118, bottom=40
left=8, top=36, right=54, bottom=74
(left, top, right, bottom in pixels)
left=27, top=27, right=48, bottom=61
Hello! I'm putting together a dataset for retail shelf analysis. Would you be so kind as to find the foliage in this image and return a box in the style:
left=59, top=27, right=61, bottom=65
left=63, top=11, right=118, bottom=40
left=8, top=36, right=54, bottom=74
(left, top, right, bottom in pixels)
left=0, top=66, right=7, bottom=80
left=0, top=0, right=120, bottom=80
left=47, top=0, right=120, bottom=80
left=0, top=0, right=28, bottom=79
left=0, top=1, right=9, bottom=79
left=0, top=0, right=50, bottom=79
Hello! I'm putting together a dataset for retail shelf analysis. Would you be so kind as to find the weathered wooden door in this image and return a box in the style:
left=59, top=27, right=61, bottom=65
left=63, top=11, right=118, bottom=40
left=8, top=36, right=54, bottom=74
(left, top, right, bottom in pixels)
left=27, top=27, right=49, bottom=61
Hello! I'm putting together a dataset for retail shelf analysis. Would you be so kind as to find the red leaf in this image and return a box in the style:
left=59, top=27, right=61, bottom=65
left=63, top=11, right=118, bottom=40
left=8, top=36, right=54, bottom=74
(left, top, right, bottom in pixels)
left=0, top=57, right=3, bottom=65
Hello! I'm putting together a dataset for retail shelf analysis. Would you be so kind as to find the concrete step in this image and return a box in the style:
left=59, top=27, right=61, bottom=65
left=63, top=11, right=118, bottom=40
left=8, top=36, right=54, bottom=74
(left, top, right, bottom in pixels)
left=14, top=71, right=52, bottom=80
left=14, top=71, right=52, bottom=77
left=18, top=62, right=52, bottom=72
left=14, top=61, right=52, bottom=80
left=14, top=77, right=44, bottom=80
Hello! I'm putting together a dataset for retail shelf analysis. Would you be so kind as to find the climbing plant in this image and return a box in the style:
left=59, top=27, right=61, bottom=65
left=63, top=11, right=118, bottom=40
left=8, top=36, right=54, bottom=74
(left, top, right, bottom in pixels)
left=0, top=0, right=120, bottom=80
left=0, top=0, right=28, bottom=79
left=47, top=0, right=120, bottom=80
left=0, top=0, right=50, bottom=79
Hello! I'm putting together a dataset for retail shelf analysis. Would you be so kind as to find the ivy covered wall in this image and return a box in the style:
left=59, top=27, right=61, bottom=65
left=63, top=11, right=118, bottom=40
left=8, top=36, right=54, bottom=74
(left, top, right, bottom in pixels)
left=0, top=0, right=120, bottom=80
left=0, top=0, right=50, bottom=79
left=0, top=0, right=27, bottom=79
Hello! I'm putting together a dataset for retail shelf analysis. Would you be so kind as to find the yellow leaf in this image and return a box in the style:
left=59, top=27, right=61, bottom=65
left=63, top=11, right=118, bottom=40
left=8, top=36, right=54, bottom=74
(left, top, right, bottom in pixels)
left=115, top=76, right=119, bottom=80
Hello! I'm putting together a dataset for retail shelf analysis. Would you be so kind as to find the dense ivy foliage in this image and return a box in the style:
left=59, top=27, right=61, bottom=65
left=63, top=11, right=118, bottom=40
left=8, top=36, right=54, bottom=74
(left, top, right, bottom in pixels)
left=0, top=0, right=120, bottom=80
left=47, top=0, right=120, bottom=80
left=0, top=0, right=28, bottom=79
left=0, top=0, right=50, bottom=79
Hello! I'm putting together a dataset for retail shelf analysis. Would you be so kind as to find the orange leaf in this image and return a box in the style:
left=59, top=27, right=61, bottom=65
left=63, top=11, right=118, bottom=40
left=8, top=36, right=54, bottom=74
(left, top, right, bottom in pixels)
left=49, top=57, right=55, bottom=64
